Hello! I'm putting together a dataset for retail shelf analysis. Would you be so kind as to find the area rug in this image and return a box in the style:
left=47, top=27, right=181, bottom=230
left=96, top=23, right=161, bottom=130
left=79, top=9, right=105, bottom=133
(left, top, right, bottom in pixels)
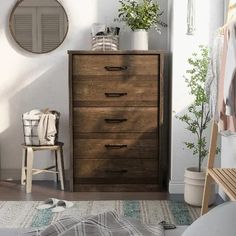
left=0, top=200, right=200, bottom=229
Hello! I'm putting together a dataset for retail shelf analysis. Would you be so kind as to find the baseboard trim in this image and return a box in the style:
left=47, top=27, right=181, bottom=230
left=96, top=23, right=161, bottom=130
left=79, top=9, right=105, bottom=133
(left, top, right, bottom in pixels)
left=169, top=180, right=184, bottom=194
left=0, top=169, right=20, bottom=181
left=0, top=169, right=69, bottom=181
left=1, top=170, right=184, bottom=194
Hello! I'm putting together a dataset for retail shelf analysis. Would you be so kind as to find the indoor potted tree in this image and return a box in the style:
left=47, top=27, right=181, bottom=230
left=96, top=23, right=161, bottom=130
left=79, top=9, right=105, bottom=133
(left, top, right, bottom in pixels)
left=177, top=45, right=219, bottom=206
left=117, top=0, right=167, bottom=50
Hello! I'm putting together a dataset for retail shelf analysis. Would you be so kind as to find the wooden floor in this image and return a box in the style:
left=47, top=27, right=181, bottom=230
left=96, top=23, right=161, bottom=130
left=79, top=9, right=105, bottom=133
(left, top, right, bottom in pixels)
left=0, top=180, right=224, bottom=205
left=0, top=180, right=174, bottom=201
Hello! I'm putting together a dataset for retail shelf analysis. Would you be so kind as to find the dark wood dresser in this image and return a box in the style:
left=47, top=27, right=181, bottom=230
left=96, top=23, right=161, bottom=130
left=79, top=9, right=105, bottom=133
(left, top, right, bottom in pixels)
left=68, top=51, right=169, bottom=192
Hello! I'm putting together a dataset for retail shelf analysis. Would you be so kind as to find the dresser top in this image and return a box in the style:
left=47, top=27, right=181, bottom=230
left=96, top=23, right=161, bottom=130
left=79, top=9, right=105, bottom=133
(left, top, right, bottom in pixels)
left=68, top=50, right=166, bottom=55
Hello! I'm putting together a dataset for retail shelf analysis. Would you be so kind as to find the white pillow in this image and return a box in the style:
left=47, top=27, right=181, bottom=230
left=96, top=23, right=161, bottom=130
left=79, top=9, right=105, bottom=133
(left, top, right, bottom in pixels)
left=182, top=202, right=236, bottom=236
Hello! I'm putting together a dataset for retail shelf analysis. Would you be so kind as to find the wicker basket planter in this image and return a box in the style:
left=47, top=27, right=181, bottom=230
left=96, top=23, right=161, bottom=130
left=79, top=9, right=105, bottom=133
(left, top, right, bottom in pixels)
left=91, top=35, right=119, bottom=51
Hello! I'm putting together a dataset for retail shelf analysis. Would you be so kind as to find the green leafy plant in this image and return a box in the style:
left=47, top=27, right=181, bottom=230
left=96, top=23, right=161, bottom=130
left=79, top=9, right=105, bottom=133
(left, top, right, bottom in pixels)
left=117, top=0, right=167, bottom=32
left=177, top=45, right=219, bottom=172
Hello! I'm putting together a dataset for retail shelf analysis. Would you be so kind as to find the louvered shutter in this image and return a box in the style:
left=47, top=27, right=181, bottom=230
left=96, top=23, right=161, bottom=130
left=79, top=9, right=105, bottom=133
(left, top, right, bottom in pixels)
left=37, top=7, right=66, bottom=53
left=11, top=8, right=37, bottom=52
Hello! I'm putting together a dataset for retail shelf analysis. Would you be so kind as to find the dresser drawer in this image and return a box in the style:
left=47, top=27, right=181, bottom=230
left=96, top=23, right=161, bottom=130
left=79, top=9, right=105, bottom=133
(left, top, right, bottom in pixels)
left=73, top=107, right=158, bottom=133
left=73, top=138, right=158, bottom=159
left=72, top=77, right=158, bottom=107
left=72, top=55, right=159, bottom=76
left=74, top=159, right=158, bottom=179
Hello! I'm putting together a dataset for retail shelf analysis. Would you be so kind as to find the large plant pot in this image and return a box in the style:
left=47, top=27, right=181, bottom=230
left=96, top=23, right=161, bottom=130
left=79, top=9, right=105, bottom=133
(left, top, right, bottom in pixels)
left=131, top=29, right=148, bottom=50
left=184, top=167, right=215, bottom=207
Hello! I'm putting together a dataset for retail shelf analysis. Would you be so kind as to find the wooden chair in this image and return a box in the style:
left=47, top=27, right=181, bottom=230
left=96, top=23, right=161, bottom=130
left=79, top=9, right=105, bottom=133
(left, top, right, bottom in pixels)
left=21, top=142, right=65, bottom=193
left=201, top=122, right=236, bottom=215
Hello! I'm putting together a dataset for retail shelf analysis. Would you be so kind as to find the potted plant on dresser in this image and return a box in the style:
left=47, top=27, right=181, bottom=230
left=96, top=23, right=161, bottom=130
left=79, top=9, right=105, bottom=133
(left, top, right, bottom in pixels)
left=177, top=46, right=219, bottom=207
left=117, top=0, right=167, bottom=50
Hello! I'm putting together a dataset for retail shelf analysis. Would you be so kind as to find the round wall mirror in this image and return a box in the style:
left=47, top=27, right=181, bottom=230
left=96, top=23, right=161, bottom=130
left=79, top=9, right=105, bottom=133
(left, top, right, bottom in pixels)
left=9, top=0, right=69, bottom=53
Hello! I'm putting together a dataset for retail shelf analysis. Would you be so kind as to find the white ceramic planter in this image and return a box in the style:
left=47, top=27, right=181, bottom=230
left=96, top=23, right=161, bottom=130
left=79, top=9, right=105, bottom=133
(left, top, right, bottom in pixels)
left=184, top=167, right=215, bottom=207
left=132, top=29, right=148, bottom=50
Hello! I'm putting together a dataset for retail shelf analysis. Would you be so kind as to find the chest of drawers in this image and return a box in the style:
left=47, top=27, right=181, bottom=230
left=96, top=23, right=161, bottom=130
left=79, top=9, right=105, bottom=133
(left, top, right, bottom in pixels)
left=68, top=51, right=168, bottom=192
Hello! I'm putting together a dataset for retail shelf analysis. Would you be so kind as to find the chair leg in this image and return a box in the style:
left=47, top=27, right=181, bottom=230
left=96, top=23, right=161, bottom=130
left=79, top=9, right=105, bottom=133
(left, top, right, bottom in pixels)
left=53, top=150, right=59, bottom=184
left=57, top=146, right=65, bottom=191
left=26, top=148, right=34, bottom=193
left=21, top=148, right=27, bottom=185
left=60, top=146, right=65, bottom=190
left=201, top=173, right=213, bottom=215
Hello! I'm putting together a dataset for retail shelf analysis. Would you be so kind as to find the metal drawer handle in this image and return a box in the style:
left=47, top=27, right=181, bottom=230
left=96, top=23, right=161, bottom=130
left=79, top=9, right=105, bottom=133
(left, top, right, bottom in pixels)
left=104, top=118, right=127, bottom=123
left=105, top=92, right=127, bottom=97
left=105, top=144, right=128, bottom=149
left=105, top=169, right=128, bottom=174
left=104, top=66, right=128, bottom=71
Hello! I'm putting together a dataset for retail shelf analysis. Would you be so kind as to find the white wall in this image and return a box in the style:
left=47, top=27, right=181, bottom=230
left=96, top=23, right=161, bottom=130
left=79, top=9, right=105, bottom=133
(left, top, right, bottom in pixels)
left=220, top=134, right=236, bottom=199
left=169, top=0, right=224, bottom=193
left=0, top=0, right=169, bottom=180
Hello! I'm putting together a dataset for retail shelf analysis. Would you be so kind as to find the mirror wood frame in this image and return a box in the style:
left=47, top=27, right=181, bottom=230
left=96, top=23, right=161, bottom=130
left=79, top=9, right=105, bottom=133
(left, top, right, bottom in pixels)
left=9, top=0, right=69, bottom=54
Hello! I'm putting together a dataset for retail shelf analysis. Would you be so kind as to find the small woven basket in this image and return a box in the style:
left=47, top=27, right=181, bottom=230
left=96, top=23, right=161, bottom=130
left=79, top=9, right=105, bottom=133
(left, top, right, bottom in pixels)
left=22, top=110, right=60, bottom=146
left=91, top=35, right=119, bottom=51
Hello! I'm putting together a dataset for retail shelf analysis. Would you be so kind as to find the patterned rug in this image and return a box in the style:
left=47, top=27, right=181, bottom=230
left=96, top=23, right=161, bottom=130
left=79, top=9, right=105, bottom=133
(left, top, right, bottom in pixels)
left=0, top=200, right=200, bottom=229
